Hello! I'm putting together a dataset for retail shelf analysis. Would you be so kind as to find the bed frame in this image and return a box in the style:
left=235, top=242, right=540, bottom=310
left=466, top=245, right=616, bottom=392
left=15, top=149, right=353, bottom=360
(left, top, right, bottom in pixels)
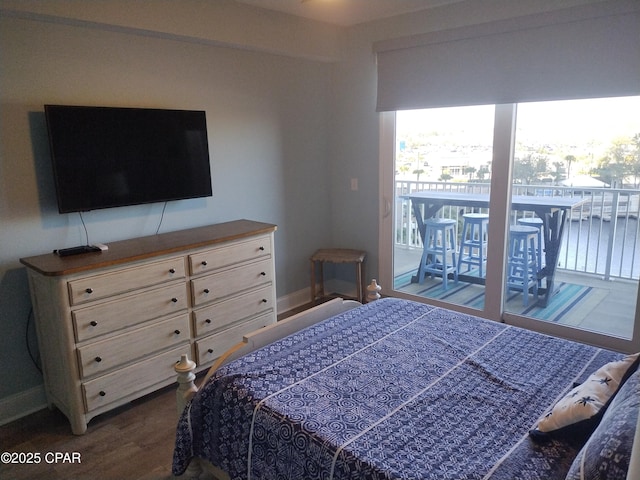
left=174, top=298, right=361, bottom=479
left=174, top=297, right=640, bottom=480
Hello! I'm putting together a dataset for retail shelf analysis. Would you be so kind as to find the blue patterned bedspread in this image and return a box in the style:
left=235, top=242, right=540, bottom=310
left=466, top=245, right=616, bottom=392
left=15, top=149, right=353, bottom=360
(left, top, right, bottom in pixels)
left=172, top=298, right=622, bottom=479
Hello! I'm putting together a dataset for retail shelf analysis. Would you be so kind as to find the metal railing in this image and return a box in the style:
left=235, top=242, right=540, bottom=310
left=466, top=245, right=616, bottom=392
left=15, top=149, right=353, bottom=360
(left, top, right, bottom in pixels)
left=395, top=181, right=640, bottom=281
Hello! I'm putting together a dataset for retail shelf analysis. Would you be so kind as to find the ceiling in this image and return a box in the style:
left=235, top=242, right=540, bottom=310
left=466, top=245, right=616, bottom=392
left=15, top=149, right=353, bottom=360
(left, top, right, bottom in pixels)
left=234, top=0, right=465, bottom=27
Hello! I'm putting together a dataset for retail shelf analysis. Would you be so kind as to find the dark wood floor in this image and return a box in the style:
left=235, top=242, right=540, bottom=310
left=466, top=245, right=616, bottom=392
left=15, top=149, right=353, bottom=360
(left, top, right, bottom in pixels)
left=0, top=385, right=182, bottom=480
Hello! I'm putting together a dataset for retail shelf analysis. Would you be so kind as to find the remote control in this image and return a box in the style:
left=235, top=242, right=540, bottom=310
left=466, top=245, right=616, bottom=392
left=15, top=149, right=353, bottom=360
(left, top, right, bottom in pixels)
left=53, top=245, right=102, bottom=257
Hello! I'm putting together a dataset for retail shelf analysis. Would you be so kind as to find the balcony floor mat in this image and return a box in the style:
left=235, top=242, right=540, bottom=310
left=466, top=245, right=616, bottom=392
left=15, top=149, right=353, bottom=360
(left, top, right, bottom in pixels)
left=395, top=270, right=608, bottom=324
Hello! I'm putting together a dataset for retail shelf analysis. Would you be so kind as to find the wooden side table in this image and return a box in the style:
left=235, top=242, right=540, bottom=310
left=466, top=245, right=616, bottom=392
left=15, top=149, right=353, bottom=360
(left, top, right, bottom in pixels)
left=310, top=248, right=366, bottom=303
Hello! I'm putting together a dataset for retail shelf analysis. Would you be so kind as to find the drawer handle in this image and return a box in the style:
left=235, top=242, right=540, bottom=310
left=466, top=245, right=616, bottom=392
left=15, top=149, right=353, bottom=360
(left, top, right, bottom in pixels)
left=85, top=288, right=93, bottom=294
left=90, top=321, right=98, bottom=327
left=201, top=260, right=208, bottom=266
left=203, top=288, right=210, bottom=294
left=261, top=298, right=268, bottom=303
left=169, top=268, right=176, bottom=274
left=260, top=271, right=266, bottom=276
left=205, top=319, right=212, bottom=324
left=171, top=297, right=178, bottom=303
left=208, top=348, right=214, bottom=354
left=174, top=329, right=181, bottom=335
left=95, top=356, right=102, bottom=363
left=259, top=246, right=265, bottom=251
left=99, top=391, right=106, bottom=397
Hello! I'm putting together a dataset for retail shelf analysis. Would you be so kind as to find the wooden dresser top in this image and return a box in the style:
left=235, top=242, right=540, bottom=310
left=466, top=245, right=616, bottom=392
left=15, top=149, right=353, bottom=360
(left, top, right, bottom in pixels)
left=20, top=219, right=277, bottom=277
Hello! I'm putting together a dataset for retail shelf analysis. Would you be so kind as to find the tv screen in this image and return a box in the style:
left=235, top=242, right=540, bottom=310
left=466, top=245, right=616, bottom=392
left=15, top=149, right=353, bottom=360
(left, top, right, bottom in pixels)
left=44, top=105, right=213, bottom=213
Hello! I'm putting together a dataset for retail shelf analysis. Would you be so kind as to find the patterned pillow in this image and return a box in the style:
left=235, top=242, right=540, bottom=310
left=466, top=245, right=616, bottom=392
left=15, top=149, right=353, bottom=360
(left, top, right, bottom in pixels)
left=530, top=353, right=639, bottom=440
left=564, top=367, right=639, bottom=480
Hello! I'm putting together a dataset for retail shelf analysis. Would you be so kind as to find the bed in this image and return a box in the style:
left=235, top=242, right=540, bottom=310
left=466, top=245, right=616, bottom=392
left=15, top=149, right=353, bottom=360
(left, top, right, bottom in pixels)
left=172, top=297, right=640, bottom=480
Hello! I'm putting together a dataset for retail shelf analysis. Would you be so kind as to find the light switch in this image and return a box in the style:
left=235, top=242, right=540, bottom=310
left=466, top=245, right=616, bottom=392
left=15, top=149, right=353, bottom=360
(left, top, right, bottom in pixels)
left=350, top=178, right=358, bottom=191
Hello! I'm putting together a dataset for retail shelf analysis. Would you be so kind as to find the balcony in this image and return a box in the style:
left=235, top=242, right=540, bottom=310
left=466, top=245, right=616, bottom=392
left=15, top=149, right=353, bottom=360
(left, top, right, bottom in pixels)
left=394, top=181, right=639, bottom=340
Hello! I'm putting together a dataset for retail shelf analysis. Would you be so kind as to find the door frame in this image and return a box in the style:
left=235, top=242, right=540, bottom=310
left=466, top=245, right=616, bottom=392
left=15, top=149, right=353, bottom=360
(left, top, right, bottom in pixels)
left=379, top=106, right=640, bottom=353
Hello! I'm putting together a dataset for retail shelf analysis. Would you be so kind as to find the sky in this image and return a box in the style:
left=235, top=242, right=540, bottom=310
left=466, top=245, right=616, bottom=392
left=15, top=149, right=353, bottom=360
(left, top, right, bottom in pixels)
left=397, top=96, right=640, bottom=147
left=516, top=96, right=640, bottom=146
left=396, top=96, right=640, bottom=165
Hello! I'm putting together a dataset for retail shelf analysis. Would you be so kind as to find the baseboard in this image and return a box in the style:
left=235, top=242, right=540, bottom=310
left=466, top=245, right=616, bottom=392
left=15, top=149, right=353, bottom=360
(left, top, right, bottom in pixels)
left=325, top=279, right=358, bottom=299
left=276, top=281, right=359, bottom=316
left=0, top=384, right=47, bottom=426
left=277, top=287, right=312, bottom=314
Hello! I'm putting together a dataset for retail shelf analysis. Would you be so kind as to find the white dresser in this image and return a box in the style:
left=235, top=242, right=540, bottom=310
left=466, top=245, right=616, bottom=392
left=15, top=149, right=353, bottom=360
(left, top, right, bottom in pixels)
left=20, top=219, right=277, bottom=434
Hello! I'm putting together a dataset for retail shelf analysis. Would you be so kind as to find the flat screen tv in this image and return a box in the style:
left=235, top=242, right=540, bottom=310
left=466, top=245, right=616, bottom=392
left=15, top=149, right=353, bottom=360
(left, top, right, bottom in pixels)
left=44, top=105, right=213, bottom=213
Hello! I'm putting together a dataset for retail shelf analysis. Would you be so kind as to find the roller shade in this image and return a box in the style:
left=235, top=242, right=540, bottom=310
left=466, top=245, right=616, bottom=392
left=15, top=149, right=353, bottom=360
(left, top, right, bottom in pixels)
left=374, top=0, right=640, bottom=112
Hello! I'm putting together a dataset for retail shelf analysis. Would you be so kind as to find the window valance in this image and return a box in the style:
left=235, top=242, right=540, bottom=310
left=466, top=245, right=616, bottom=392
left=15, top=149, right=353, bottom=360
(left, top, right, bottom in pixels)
left=374, top=0, right=640, bottom=112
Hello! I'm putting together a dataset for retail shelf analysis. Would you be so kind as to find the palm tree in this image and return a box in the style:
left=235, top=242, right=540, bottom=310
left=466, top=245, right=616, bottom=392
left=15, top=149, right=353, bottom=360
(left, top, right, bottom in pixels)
left=552, top=161, right=566, bottom=184
left=477, top=165, right=490, bottom=181
left=564, top=154, right=576, bottom=178
left=464, top=166, right=476, bottom=181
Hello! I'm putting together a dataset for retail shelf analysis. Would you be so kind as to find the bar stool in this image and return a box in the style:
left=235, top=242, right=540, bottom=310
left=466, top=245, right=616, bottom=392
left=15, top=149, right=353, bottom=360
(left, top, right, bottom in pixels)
left=418, top=218, right=458, bottom=290
left=310, top=248, right=366, bottom=303
left=517, top=217, right=544, bottom=276
left=458, top=213, right=489, bottom=277
left=507, top=225, right=539, bottom=307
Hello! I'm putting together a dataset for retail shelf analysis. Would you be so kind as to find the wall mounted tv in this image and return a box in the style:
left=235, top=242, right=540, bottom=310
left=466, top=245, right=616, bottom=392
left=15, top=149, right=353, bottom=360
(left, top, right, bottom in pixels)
left=44, top=105, right=213, bottom=213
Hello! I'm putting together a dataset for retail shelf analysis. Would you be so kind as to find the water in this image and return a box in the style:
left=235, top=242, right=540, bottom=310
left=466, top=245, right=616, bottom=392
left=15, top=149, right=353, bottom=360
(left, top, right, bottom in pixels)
left=560, top=217, right=640, bottom=280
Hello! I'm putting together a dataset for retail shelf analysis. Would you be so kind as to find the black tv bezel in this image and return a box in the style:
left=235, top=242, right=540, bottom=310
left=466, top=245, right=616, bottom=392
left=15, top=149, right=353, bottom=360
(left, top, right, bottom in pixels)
left=44, top=104, right=213, bottom=214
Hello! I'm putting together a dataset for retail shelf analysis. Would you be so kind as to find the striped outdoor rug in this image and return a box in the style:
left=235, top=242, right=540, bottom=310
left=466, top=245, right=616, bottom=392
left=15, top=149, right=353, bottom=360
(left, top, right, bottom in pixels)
left=394, top=270, right=608, bottom=324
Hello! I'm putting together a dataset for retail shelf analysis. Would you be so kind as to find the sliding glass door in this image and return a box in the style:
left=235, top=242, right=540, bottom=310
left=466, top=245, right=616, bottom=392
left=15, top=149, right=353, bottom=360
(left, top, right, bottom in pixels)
left=391, top=105, right=494, bottom=313
left=505, top=97, right=640, bottom=351
left=380, top=96, right=640, bottom=352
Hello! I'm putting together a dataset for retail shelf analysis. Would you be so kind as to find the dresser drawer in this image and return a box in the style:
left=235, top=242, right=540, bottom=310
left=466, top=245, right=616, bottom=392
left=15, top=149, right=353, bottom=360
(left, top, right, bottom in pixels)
left=192, top=284, right=274, bottom=336
left=77, top=314, right=190, bottom=378
left=73, top=283, right=188, bottom=342
left=68, top=257, right=186, bottom=306
left=189, top=236, right=271, bottom=275
left=82, top=344, right=190, bottom=413
left=191, top=258, right=273, bottom=306
left=195, top=313, right=273, bottom=365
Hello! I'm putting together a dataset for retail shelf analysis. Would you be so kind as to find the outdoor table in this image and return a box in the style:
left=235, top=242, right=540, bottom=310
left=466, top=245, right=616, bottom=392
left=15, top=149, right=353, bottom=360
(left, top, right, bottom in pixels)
left=404, top=190, right=587, bottom=307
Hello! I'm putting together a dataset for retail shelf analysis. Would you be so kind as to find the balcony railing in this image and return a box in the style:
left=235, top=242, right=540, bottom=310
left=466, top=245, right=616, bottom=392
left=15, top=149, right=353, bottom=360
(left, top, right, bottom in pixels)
left=395, top=181, right=640, bottom=281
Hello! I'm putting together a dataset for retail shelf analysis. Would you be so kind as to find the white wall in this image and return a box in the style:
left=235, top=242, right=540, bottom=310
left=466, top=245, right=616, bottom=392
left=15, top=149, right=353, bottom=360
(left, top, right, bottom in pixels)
left=0, top=0, right=604, bottom=420
left=0, top=0, right=344, bottom=61
left=0, top=11, right=334, bottom=406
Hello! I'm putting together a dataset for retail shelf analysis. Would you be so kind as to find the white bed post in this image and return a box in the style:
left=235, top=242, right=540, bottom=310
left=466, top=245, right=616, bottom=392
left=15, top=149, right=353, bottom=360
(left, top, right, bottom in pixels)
left=175, top=354, right=198, bottom=415
left=175, top=354, right=211, bottom=480
left=366, top=279, right=381, bottom=302
left=172, top=298, right=361, bottom=480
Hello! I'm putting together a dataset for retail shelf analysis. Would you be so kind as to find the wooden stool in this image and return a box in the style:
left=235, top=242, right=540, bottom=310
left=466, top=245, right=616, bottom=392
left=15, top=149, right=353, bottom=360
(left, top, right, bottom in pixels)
left=517, top=217, right=544, bottom=279
left=310, top=248, right=366, bottom=303
left=419, top=218, right=458, bottom=290
left=507, top=225, right=539, bottom=307
left=458, top=213, right=489, bottom=278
